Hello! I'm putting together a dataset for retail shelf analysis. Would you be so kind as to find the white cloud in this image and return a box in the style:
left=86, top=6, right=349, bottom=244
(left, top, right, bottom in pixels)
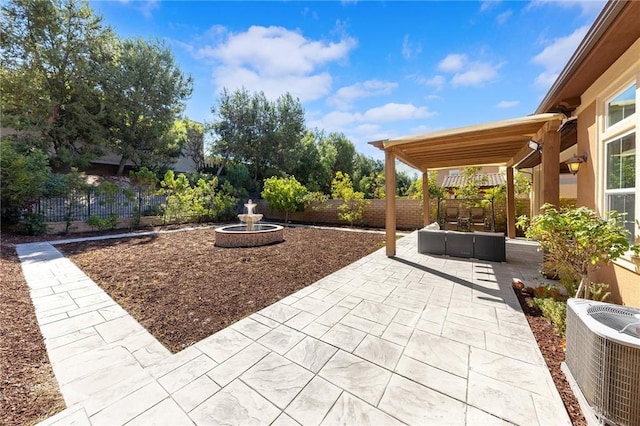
left=213, top=65, right=333, bottom=103
left=438, top=54, right=467, bottom=72
left=417, top=75, right=446, bottom=90
left=402, top=34, right=422, bottom=60
left=118, top=0, right=159, bottom=18
left=451, top=61, right=500, bottom=87
left=531, top=25, right=588, bottom=91
left=527, top=0, right=605, bottom=16
left=309, top=102, right=435, bottom=136
left=328, top=80, right=398, bottom=110
left=480, top=1, right=501, bottom=12
left=496, top=100, right=520, bottom=108
left=192, top=25, right=357, bottom=102
left=363, top=103, right=435, bottom=122
left=496, top=10, right=512, bottom=25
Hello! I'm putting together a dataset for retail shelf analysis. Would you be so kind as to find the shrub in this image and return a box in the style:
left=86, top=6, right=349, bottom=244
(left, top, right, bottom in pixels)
left=86, top=214, right=118, bottom=231
left=16, top=212, right=47, bottom=235
left=261, top=176, right=308, bottom=222
left=159, top=170, right=238, bottom=224
left=331, top=172, right=370, bottom=226
left=533, top=297, right=567, bottom=337
left=1, top=140, right=51, bottom=224
left=524, top=204, right=635, bottom=299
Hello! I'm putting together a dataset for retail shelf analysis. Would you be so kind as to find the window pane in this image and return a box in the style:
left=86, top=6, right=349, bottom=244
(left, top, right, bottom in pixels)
left=606, top=133, right=636, bottom=190
left=608, top=193, right=636, bottom=245
left=607, top=84, right=636, bottom=127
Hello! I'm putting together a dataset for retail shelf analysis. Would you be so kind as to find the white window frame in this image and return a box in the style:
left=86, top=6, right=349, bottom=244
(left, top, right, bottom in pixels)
left=606, top=83, right=636, bottom=128
left=603, top=131, right=636, bottom=242
left=599, top=78, right=639, bottom=265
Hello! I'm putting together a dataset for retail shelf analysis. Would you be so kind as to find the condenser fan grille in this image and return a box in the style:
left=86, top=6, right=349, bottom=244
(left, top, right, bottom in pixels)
left=587, top=305, right=640, bottom=338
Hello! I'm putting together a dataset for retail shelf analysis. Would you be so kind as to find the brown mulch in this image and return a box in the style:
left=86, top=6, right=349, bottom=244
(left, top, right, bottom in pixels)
left=1, top=224, right=586, bottom=425
left=0, top=237, right=66, bottom=426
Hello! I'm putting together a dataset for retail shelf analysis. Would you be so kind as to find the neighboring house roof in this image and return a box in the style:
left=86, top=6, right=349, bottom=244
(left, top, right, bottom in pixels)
left=442, top=173, right=506, bottom=189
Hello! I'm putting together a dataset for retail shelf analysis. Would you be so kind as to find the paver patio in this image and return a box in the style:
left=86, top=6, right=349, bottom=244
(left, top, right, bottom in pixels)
left=17, top=229, right=571, bottom=425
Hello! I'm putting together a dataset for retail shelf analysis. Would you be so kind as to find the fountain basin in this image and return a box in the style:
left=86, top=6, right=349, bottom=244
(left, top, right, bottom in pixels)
left=214, top=224, right=284, bottom=248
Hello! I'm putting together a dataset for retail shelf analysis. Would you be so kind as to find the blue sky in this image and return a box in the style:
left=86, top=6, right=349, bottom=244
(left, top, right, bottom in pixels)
left=90, top=0, right=605, bottom=172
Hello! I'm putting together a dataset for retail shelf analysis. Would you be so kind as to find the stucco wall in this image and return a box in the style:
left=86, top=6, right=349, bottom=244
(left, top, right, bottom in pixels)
left=573, top=37, right=640, bottom=306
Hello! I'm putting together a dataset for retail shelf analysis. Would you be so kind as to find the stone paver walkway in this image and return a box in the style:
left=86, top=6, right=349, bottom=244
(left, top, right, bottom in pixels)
left=17, top=229, right=571, bottom=425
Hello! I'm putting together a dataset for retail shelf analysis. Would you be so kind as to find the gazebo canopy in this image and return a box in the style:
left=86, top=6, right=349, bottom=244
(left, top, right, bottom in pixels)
left=369, top=112, right=566, bottom=172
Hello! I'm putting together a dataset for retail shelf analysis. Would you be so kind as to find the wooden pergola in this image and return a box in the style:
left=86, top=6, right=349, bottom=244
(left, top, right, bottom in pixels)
left=370, top=112, right=567, bottom=257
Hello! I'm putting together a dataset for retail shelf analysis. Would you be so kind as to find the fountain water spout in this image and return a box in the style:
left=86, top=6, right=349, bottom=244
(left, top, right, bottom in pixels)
left=238, top=199, right=263, bottom=231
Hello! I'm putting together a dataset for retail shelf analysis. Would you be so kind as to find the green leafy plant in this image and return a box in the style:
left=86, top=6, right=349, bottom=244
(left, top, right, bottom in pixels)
left=524, top=204, right=636, bottom=299
left=160, top=170, right=193, bottom=223
left=159, top=170, right=238, bottom=224
left=86, top=214, right=118, bottom=231
left=331, top=171, right=370, bottom=226
left=1, top=140, right=51, bottom=224
left=533, top=297, right=568, bottom=337
left=589, top=283, right=611, bottom=302
left=16, top=212, right=47, bottom=235
left=261, top=175, right=308, bottom=222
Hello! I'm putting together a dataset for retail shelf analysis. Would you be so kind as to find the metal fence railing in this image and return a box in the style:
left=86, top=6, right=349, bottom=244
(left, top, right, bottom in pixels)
left=36, top=188, right=166, bottom=222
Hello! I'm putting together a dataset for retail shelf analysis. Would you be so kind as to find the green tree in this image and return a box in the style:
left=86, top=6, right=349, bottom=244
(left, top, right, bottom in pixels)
left=395, top=171, right=414, bottom=197
left=353, top=153, right=383, bottom=197
left=316, top=136, right=339, bottom=193
left=359, top=171, right=386, bottom=199
left=331, top=171, right=370, bottom=226
left=453, top=166, right=487, bottom=200
left=0, top=139, right=51, bottom=223
left=407, top=172, right=446, bottom=200
left=209, top=88, right=306, bottom=181
left=291, top=130, right=323, bottom=191
left=172, top=118, right=205, bottom=172
left=1, top=0, right=116, bottom=168
left=523, top=205, right=636, bottom=299
left=327, top=133, right=356, bottom=178
left=261, top=176, right=308, bottom=222
left=102, top=38, right=193, bottom=175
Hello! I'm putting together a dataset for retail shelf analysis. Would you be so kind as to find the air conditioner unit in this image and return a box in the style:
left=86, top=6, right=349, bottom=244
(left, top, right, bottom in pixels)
left=565, top=298, right=640, bottom=426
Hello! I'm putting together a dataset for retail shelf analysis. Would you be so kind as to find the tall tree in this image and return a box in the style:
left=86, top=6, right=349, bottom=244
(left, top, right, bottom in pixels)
left=271, top=93, right=306, bottom=174
left=101, top=38, right=193, bottom=175
left=172, top=117, right=205, bottom=172
left=209, top=88, right=306, bottom=181
left=326, top=132, right=356, bottom=178
left=1, top=0, right=116, bottom=168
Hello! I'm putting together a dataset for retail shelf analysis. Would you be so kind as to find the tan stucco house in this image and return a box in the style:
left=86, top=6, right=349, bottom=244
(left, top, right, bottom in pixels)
left=372, top=1, right=640, bottom=306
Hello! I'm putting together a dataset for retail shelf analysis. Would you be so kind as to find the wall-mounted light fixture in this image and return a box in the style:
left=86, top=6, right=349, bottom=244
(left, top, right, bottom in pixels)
left=528, top=139, right=541, bottom=151
left=566, top=153, right=588, bottom=175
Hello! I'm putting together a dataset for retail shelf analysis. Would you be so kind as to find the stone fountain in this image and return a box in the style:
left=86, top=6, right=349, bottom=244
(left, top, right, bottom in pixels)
left=237, top=199, right=263, bottom=231
left=214, top=200, right=284, bottom=248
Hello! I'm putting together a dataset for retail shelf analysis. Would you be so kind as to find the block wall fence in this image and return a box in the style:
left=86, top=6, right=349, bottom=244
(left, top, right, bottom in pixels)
left=42, top=198, right=536, bottom=234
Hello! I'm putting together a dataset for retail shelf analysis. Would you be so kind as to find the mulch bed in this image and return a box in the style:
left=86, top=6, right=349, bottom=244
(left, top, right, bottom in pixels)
left=1, top=224, right=587, bottom=425
left=0, top=238, right=66, bottom=426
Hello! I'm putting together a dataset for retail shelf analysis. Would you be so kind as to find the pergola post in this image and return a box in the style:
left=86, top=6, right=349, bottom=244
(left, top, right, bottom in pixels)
left=506, top=166, right=516, bottom=238
left=385, top=150, right=396, bottom=257
left=538, top=122, right=561, bottom=208
left=422, top=171, right=430, bottom=226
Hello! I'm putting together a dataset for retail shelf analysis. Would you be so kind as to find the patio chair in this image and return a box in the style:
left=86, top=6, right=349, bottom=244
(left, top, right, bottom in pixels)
left=470, top=206, right=486, bottom=231
left=444, top=207, right=459, bottom=230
